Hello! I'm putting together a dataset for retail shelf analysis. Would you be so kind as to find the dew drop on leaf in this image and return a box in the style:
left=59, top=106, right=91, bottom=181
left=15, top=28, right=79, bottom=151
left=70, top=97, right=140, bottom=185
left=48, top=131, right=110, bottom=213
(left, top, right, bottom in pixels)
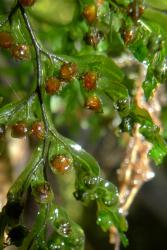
left=58, top=221, right=72, bottom=237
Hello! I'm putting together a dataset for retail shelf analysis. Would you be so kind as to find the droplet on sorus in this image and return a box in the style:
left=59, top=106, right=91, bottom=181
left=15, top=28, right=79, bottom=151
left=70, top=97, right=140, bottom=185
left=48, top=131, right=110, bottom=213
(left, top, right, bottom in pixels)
left=122, top=29, right=134, bottom=45
left=83, top=72, right=97, bottom=90
left=60, top=63, right=77, bottom=81
left=0, top=31, right=14, bottom=49
left=50, top=155, right=72, bottom=174
left=127, top=3, right=144, bottom=21
left=11, top=123, right=28, bottom=138
left=83, top=4, right=97, bottom=24
left=84, top=31, right=102, bottom=47
left=113, top=98, right=130, bottom=113
left=84, top=176, right=100, bottom=188
left=31, top=121, right=45, bottom=140
left=85, top=95, right=101, bottom=111
left=12, top=44, right=30, bottom=60
left=58, top=222, right=72, bottom=236
left=45, top=77, right=61, bottom=95
left=33, top=183, right=52, bottom=203
left=19, top=0, right=36, bottom=6
left=119, top=116, right=134, bottom=133
left=0, top=124, right=5, bottom=138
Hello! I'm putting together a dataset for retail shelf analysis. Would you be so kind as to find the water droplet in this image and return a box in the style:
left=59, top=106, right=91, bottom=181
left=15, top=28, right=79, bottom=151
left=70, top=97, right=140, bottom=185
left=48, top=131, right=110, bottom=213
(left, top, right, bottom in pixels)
left=154, top=58, right=167, bottom=82
left=120, top=116, right=134, bottom=133
left=113, top=98, right=130, bottom=116
left=73, top=190, right=84, bottom=200
left=101, top=191, right=118, bottom=207
left=32, top=183, right=52, bottom=203
left=147, top=34, right=164, bottom=54
left=71, top=143, right=82, bottom=151
left=49, top=240, right=65, bottom=249
left=58, top=222, right=72, bottom=237
left=83, top=176, right=101, bottom=188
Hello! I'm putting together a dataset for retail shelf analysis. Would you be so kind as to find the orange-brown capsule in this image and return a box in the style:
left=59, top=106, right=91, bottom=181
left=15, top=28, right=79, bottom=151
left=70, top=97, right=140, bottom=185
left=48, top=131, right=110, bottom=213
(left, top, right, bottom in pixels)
left=31, top=121, right=45, bottom=140
left=51, top=155, right=72, bottom=174
left=60, top=63, right=77, bottom=81
left=19, top=0, right=36, bottom=6
left=139, top=5, right=145, bottom=16
left=83, top=4, right=97, bottom=24
left=45, top=77, right=61, bottom=95
left=83, top=72, right=97, bottom=90
left=85, top=95, right=101, bottom=111
left=12, top=44, right=30, bottom=60
left=11, top=123, right=28, bottom=138
left=0, top=32, right=14, bottom=49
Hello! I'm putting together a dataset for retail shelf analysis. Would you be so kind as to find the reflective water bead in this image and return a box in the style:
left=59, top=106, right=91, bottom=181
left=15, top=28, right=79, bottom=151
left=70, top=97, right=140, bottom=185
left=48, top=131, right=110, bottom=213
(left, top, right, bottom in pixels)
left=84, top=31, right=102, bottom=47
left=58, top=222, right=72, bottom=237
left=73, top=190, right=84, bottom=200
left=33, top=183, right=52, bottom=203
left=113, top=98, right=130, bottom=115
left=49, top=238, right=65, bottom=250
left=127, top=2, right=144, bottom=21
left=154, top=58, right=167, bottom=83
left=120, top=116, right=134, bottom=133
left=83, top=176, right=100, bottom=188
left=122, top=29, right=135, bottom=45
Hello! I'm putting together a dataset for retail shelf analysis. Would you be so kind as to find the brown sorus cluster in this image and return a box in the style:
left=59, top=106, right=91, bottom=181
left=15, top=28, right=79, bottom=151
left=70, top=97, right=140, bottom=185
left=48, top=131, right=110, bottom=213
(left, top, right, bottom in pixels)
left=83, top=4, right=97, bottom=24
left=85, top=95, right=101, bottom=111
left=0, top=32, right=14, bottom=49
left=19, top=0, right=36, bottom=7
left=84, top=31, right=102, bottom=47
left=34, top=183, right=51, bottom=202
left=51, top=155, right=72, bottom=174
left=127, top=2, right=144, bottom=21
left=45, top=77, right=61, bottom=95
left=60, top=63, right=77, bottom=81
left=12, top=44, right=30, bottom=60
left=83, top=72, right=97, bottom=90
left=123, top=29, right=134, bottom=45
left=31, top=121, right=45, bottom=140
left=0, top=32, right=30, bottom=60
left=11, top=123, right=28, bottom=138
